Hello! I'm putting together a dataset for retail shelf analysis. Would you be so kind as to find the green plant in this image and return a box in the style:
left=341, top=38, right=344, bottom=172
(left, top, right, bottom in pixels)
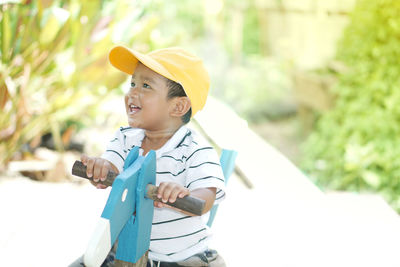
left=211, top=55, right=294, bottom=122
left=0, top=0, right=159, bottom=167
left=301, top=0, right=400, bottom=211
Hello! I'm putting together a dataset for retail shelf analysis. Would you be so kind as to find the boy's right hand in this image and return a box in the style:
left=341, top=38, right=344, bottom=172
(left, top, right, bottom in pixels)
left=80, top=155, right=119, bottom=189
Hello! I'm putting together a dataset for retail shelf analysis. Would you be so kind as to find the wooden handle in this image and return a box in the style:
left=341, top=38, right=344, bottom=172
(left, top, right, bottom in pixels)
left=72, top=161, right=115, bottom=187
left=145, top=184, right=205, bottom=216
left=72, top=161, right=205, bottom=216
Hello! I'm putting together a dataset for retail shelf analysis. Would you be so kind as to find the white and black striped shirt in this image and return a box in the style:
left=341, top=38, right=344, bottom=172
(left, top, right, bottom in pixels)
left=101, top=125, right=226, bottom=262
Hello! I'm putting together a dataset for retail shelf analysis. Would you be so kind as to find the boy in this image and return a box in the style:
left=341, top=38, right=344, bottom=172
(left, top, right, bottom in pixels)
left=82, top=46, right=226, bottom=266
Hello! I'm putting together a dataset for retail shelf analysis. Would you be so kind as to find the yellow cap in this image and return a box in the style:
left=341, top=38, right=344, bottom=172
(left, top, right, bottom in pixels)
left=109, top=45, right=210, bottom=117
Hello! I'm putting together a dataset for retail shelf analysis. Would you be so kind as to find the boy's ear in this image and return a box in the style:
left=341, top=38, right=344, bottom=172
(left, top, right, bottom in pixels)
left=170, top=97, right=191, bottom=118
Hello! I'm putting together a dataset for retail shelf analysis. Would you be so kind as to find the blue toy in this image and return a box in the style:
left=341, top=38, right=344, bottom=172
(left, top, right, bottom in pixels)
left=71, top=147, right=237, bottom=267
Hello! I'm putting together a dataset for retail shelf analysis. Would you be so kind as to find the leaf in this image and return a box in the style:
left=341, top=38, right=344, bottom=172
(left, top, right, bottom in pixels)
left=1, top=4, right=11, bottom=63
left=39, top=7, right=70, bottom=45
left=0, top=80, right=9, bottom=108
left=361, top=170, right=381, bottom=189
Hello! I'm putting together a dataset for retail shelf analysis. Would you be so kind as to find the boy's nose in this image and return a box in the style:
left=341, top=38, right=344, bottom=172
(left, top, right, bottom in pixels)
left=127, top=86, right=139, bottom=97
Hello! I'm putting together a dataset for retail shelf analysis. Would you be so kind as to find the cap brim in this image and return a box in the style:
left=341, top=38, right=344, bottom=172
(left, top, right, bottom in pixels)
left=109, top=46, right=175, bottom=81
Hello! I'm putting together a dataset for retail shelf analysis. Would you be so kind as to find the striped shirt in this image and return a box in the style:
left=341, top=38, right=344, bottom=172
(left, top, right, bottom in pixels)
left=101, top=125, right=226, bottom=262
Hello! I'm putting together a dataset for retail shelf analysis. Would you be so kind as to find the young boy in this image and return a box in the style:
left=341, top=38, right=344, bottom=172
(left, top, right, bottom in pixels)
left=82, top=46, right=226, bottom=266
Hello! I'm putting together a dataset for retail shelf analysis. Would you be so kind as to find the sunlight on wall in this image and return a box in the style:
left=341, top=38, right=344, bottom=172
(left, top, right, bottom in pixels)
left=204, top=0, right=223, bottom=15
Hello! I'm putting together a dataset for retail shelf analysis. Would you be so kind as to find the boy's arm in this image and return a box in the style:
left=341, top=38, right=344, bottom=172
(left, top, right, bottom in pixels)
left=176, top=187, right=216, bottom=216
left=82, top=128, right=127, bottom=189
left=155, top=182, right=216, bottom=216
left=190, top=187, right=216, bottom=214
left=100, top=128, right=130, bottom=174
left=190, top=187, right=217, bottom=214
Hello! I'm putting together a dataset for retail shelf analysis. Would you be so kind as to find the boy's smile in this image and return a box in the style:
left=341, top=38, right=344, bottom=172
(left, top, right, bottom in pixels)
left=127, top=103, right=141, bottom=115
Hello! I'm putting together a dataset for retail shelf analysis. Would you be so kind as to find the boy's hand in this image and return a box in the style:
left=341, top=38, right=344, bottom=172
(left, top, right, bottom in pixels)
left=80, top=155, right=119, bottom=189
left=154, top=182, right=190, bottom=209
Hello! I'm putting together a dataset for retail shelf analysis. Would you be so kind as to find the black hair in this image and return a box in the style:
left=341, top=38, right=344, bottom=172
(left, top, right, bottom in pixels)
left=166, top=79, right=192, bottom=124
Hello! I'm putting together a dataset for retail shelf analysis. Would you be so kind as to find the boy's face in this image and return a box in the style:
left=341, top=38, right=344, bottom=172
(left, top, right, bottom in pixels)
left=125, top=63, right=172, bottom=130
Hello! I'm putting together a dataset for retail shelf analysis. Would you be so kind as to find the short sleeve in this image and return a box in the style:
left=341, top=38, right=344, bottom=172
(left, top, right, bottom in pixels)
left=101, top=129, right=127, bottom=173
left=185, top=147, right=226, bottom=204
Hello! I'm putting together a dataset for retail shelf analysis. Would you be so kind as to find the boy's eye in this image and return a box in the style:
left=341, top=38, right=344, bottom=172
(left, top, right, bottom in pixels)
left=143, top=83, right=151, bottom=89
left=130, top=82, right=135, bottom=88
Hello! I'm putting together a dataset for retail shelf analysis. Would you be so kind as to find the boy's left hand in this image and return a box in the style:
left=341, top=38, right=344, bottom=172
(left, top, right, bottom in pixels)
left=154, top=182, right=189, bottom=209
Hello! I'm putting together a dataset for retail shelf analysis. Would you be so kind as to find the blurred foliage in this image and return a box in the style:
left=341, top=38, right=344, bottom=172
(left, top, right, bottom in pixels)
left=242, top=5, right=261, bottom=55
left=211, top=55, right=294, bottom=122
left=143, top=0, right=206, bottom=47
left=208, top=0, right=293, bottom=122
left=0, top=0, right=160, bottom=166
left=0, top=0, right=292, bottom=168
left=301, top=0, right=400, bottom=211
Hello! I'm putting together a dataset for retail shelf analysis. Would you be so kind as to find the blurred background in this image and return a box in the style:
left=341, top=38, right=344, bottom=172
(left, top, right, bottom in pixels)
left=2, top=0, right=400, bottom=266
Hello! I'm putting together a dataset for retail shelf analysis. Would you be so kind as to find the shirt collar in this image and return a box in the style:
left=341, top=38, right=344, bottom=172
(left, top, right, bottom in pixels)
left=155, top=125, right=188, bottom=158
left=128, top=128, right=146, bottom=148
left=131, top=126, right=189, bottom=158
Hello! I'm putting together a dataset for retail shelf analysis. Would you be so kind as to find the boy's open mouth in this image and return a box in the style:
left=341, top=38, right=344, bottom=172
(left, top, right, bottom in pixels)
left=128, top=104, right=141, bottom=114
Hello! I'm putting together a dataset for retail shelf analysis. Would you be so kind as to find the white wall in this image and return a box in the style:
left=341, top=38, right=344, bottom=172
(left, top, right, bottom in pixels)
left=256, top=0, right=356, bottom=69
